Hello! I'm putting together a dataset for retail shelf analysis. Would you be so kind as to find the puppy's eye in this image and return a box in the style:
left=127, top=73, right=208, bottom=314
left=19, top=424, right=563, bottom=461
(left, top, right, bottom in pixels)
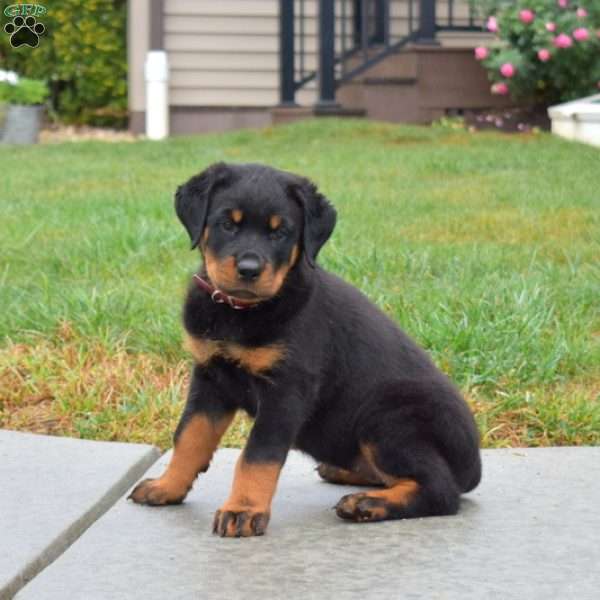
left=270, top=227, right=287, bottom=241
left=221, top=219, right=237, bottom=233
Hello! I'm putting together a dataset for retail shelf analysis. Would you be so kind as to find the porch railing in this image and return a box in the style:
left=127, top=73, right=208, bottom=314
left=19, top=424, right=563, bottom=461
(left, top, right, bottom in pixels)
left=279, top=0, right=483, bottom=107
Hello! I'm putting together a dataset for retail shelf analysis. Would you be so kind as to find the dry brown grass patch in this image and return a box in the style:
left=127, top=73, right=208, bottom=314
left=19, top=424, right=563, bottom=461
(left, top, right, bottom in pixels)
left=2, top=324, right=598, bottom=450
left=468, top=377, right=600, bottom=448
left=0, top=324, right=252, bottom=449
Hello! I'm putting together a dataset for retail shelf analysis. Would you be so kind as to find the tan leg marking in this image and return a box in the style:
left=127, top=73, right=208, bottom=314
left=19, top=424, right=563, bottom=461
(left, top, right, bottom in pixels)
left=360, top=443, right=399, bottom=486
left=334, top=444, right=420, bottom=522
left=129, top=413, right=235, bottom=505
left=352, top=480, right=420, bottom=505
left=317, top=463, right=382, bottom=486
left=213, top=455, right=282, bottom=537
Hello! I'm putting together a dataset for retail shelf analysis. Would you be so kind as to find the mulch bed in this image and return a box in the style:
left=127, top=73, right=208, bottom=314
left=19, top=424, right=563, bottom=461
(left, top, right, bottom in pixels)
left=39, top=124, right=137, bottom=143
left=38, top=107, right=552, bottom=141
left=464, top=105, right=552, bottom=133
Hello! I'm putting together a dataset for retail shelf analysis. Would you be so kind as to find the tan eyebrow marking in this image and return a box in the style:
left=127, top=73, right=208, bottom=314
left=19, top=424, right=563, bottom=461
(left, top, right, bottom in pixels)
left=269, top=215, right=282, bottom=230
left=231, top=209, right=243, bottom=223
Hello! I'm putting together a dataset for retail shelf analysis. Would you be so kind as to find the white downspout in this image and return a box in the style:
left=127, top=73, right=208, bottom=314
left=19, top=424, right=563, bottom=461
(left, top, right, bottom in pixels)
left=144, top=50, right=169, bottom=140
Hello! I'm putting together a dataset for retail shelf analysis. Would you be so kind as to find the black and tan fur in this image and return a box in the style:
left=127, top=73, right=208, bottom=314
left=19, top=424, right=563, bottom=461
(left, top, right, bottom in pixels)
left=129, top=162, right=481, bottom=537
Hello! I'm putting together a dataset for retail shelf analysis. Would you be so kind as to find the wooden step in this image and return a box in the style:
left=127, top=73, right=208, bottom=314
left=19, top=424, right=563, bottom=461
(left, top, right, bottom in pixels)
left=363, top=77, right=418, bottom=86
left=337, top=46, right=511, bottom=124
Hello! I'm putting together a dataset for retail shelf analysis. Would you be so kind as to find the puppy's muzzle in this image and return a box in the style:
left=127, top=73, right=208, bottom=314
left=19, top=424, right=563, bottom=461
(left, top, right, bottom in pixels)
left=236, top=252, right=264, bottom=281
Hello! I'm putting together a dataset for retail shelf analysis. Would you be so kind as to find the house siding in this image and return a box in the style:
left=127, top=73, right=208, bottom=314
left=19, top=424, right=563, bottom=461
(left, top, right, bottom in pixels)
left=128, top=1, right=492, bottom=119
left=164, top=0, right=278, bottom=108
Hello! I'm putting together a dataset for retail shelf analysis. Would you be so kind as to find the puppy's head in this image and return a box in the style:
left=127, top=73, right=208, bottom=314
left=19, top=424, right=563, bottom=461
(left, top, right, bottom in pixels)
left=175, top=162, right=336, bottom=302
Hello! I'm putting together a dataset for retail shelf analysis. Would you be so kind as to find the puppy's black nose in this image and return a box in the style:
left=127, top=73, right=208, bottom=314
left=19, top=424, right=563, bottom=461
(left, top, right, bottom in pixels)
left=236, top=253, right=263, bottom=280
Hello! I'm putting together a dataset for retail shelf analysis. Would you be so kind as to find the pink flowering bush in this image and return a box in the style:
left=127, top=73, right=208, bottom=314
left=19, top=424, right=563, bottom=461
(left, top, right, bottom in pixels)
left=538, top=48, right=551, bottom=61
left=475, top=46, right=490, bottom=60
left=476, top=1, right=600, bottom=104
left=572, top=27, right=589, bottom=41
left=553, top=32, right=574, bottom=47
left=519, top=9, right=536, bottom=23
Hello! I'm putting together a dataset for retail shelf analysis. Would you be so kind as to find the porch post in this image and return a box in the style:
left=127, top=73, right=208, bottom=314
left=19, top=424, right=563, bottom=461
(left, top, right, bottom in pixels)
left=317, top=0, right=337, bottom=107
left=417, top=0, right=438, bottom=44
left=279, top=0, right=297, bottom=105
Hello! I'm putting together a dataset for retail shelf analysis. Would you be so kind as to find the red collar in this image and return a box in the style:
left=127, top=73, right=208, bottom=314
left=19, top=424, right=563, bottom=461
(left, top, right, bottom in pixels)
left=193, top=274, right=259, bottom=310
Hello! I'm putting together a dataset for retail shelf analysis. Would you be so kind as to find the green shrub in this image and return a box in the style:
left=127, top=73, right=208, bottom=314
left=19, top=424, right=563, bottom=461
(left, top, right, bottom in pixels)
left=0, top=0, right=127, bottom=126
left=474, top=0, right=600, bottom=105
left=0, top=77, right=49, bottom=105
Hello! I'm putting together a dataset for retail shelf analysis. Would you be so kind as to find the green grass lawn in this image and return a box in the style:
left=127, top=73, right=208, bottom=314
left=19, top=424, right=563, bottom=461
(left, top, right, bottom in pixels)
left=1, top=119, right=599, bottom=449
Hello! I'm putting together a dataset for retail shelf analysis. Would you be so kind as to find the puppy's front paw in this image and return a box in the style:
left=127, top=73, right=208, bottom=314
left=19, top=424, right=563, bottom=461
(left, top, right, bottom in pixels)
left=212, top=508, right=270, bottom=537
left=128, top=477, right=187, bottom=506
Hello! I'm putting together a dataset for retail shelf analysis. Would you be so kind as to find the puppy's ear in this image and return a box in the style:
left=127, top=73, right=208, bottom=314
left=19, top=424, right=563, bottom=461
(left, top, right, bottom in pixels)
left=291, top=178, right=337, bottom=268
left=174, top=162, right=231, bottom=249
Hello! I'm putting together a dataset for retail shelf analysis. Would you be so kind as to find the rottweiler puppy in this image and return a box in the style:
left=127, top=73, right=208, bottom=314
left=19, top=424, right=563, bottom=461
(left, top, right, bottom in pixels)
left=129, top=162, right=481, bottom=537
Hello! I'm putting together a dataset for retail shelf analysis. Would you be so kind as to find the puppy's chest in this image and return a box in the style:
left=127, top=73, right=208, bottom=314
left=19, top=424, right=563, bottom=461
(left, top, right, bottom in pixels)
left=184, top=332, right=285, bottom=375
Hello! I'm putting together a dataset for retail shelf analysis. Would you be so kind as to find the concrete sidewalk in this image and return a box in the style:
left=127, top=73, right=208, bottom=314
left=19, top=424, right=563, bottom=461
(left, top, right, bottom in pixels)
left=8, top=439, right=600, bottom=600
left=0, top=430, right=159, bottom=599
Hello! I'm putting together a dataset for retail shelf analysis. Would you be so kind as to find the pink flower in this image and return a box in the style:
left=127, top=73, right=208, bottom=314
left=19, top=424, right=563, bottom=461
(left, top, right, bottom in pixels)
left=491, top=82, right=509, bottom=96
left=538, top=48, right=551, bottom=62
left=546, top=22, right=556, bottom=32
left=576, top=8, right=588, bottom=18
left=553, top=33, right=573, bottom=48
left=519, top=9, right=535, bottom=24
left=573, top=27, right=590, bottom=41
left=474, top=46, right=489, bottom=60
left=500, top=63, right=516, bottom=78
left=557, top=0, right=568, bottom=7
left=487, top=16, right=498, bottom=33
